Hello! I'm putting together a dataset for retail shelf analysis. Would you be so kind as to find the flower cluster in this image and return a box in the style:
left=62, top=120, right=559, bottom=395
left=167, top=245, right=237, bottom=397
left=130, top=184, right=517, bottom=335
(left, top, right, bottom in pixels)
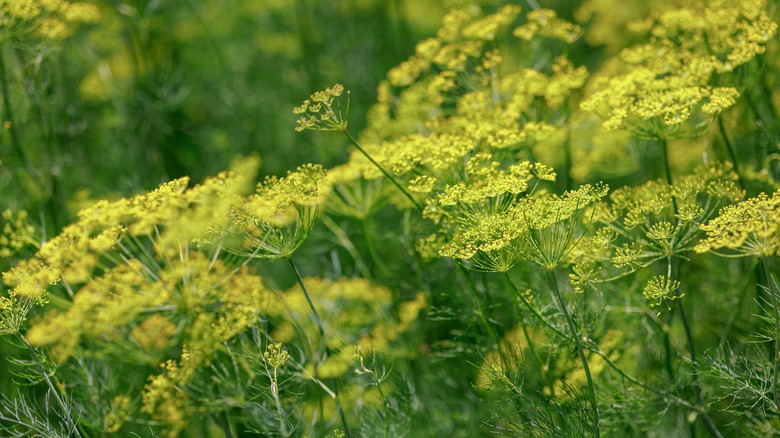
left=422, top=159, right=607, bottom=272
left=513, top=9, right=583, bottom=43
left=293, top=84, right=349, bottom=132
left=0, top=0, right=100, bottom=41
left=581, top=0, right=776, bottom=138
left=569, top=163, right=743, bottom=296
left=695, top=189, right=780, bottom=257
left=213, top=163, right=330, bottom=259
left=364, top=4, right=585, bottom=146
left=267, top=277, right=425, bottom=379
left=0, top=159, right=277, bottom=435
left=0, top=209, right=38, bottom=258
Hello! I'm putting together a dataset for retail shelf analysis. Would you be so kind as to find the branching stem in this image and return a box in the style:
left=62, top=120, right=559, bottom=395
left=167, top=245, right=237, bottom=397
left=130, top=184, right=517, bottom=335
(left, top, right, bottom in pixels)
left=716, top=117, right=745, bottom=191
left=288, top=257, right=352, bottom=437
left=288, top=257, right=325, bottom=337
left=545, top=269, right=600, bottom=437
left=343, top=130, right=423, bottom=211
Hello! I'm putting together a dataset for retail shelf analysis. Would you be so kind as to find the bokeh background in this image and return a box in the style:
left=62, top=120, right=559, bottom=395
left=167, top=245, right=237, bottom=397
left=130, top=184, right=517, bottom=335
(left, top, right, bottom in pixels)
left=0, top=0, right=452, bottom=232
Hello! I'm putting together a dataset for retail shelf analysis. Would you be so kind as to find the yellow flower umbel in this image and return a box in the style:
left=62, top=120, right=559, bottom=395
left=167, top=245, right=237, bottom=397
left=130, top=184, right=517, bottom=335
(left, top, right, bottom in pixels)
left=268, top=277, right=425, bottom=380
left=695, top=189, right=780, bottom=409
left=348, top=4, right=590, bottom=222
left=0, top=209, right=39, bottom=258
left=580, top=0, right=776, bottom=139
left=0, top=159, right=276, bottom=435
left=216, top=163, right=330, bottom=259
left=569, top=163, right=743, bottom=298
left=0, top=0, right=100, bottom=41
left=513, top=9, right=583, bottom=44
left=695, top=189, right=780, bottom=257
left=294, top=84, right=348, bottom=132
left=417, top=152, right=607, bottom=272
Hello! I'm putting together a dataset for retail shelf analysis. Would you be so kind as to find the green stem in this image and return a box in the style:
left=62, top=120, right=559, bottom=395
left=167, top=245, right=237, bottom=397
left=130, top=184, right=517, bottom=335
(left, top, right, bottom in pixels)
left=716, top=117, right=745, bottom=191
left=319, top=214, right=373, bottom=281
left=0, top=45, right=43, bottom=195
left=520, top=322, right=549, bottom=389
left=672, top=256, right=722, bottom=438
left=677, top=299, right=722, bottom=437
left=332, top=379, right=353, bottom=438
left=757, top=64, right=779, bottom=128
left=505, top=272, right=567, bottom=339
left=287, top=257, right=352, bottom=437
left=288, top=257, right=325, bottom=337
left=663, top=312, right=675, bottom=381
left=343, top=130, right=423, bottom=211
left=370, top=370, right=390, bottom=438
left=659, top=137, right=723, bottom=433
left=658, top=138, right=679, bottom=217
left=562, top=126, right=573, bottom=191
left=18, top=334, right=83, bottom=438
left=270, top=365, right=288, bottom=437
left=506, top=272, right=717, bottom=417
left=545, top=269, right=600, bottom=437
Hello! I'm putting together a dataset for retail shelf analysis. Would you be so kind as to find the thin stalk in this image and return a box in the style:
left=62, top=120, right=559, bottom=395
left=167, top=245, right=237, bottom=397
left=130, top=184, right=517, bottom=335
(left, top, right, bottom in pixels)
left=0, top=45, right=43, bottom=194
left=660, top=135, right=722, bottom=436
left=743, top=92, right=773, bottom=164
left=671, top=255, right=722, bottom=438
left=545, top=269, right=600, bottom=437
left=520, top=322, right=549, bottom=388
left=716, top=118, right=745, bottom=191
left=368, top=367, right=390, bottom=438
left=663, top=312, right=676, bottom=381
left=332, top=379, right=353, bottom=438
left=18, top=333, right=83, bottom=438
left=319, top=214, right=373, bottom=280
left=757, top=65, right=779, bottom=127
left=288, top=257, right=352, bottom=437
left=343, top=130, right=423, bottom=211
left=505, top=272, right=716, bottom=415
left=658, top=138, right=679, bottom=216
left=562, top=126, right=572, bottom=191
left=505, top=272, right=567, bottom=339
left=288, top=257, right=325, bottom=337
left=270, top=365, right=288, bottom=437
left=677, top=299, right=722, bottom=437
left=762, top=256, right=780, bottom=407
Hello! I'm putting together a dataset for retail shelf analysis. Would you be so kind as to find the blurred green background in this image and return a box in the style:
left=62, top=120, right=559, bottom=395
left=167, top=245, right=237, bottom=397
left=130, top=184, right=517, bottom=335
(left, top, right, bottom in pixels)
left=0, top=0, right=447, bottom=232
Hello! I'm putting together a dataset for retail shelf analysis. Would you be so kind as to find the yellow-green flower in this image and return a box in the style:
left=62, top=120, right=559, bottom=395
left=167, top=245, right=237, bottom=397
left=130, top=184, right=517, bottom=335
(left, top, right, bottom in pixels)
left=696, top=190, right=780, bottom=257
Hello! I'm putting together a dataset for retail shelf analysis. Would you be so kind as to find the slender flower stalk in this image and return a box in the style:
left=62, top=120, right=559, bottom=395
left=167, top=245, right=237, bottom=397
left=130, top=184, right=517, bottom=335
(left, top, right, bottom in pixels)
left=293, top=84, right=423, bottom=211
left=546, top=270, right=600, bottom=437
left=264, top=343, right=291, bottom=437
left=288, top=257, right=325, bottom=337
left=716, top=117, right=745, bottom=191
left=287, top=257, right=352, bottom=437
left=342, top=129, right=423, bottom=211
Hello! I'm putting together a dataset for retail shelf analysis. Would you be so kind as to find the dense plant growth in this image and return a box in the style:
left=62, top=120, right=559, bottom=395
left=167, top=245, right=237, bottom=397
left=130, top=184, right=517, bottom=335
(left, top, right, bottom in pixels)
left=1, top=0, right=779, bottom=436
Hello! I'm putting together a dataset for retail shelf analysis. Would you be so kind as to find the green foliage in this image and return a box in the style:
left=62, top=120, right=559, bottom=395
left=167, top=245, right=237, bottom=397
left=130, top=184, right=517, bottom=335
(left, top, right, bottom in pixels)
left=1, top=0, right=780, bottom=436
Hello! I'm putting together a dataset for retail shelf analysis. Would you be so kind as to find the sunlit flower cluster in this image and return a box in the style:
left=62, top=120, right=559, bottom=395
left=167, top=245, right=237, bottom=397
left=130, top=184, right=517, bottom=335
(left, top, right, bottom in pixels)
left=581, top=0, right=776, bottom=138
left=696, top=189, right=780, bottom=257
left=0, top=0, right=99, bottom=41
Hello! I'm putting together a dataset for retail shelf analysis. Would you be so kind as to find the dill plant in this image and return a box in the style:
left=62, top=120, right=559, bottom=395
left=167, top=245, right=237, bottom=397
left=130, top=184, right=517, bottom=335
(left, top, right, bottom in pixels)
left=1, top=0, right=780, bottom=436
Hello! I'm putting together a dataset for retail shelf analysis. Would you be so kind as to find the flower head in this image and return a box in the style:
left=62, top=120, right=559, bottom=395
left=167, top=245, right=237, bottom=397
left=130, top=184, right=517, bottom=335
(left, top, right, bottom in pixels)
left=294, top=84, right=349, bottom=132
